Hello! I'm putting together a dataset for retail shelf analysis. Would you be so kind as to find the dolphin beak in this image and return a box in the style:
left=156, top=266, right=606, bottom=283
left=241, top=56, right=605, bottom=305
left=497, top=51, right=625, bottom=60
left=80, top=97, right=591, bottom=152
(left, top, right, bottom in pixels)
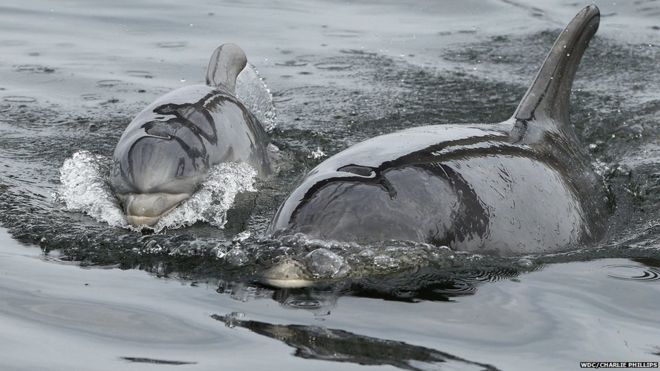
left=117, top=192, right=190, bottom=227
left=261, top=259, right=316, bottom=288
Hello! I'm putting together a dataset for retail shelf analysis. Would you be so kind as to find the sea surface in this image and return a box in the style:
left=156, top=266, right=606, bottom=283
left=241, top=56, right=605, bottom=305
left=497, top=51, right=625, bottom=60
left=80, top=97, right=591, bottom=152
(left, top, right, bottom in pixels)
left=0, top=0, right=658, bottom=370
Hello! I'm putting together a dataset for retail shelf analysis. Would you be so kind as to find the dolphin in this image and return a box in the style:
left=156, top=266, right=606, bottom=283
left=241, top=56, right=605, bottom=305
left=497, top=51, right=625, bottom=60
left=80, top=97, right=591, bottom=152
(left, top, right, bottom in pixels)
left=110, top=43, right=271, bottom=227
left=268, top=5, right=609, bottom=256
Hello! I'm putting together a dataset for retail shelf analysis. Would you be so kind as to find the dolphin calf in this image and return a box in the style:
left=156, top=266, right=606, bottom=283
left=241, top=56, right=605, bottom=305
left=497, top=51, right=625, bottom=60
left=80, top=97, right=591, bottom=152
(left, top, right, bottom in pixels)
left=110, top=43, right=270, bottom=227
left=269, top=5, right=609, bottom=256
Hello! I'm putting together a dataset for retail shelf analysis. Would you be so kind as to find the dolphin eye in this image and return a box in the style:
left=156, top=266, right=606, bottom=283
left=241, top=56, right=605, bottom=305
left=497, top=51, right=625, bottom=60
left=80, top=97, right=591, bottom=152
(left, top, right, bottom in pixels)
left=338, top=165, right=375, bottom=177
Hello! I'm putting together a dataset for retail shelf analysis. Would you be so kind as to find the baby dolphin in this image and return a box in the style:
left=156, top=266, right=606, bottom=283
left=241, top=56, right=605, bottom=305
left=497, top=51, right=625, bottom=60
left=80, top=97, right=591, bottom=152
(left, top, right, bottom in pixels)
left=110, top=43, right=270, bottom=227
left=269, top=6, right=609, bottom=256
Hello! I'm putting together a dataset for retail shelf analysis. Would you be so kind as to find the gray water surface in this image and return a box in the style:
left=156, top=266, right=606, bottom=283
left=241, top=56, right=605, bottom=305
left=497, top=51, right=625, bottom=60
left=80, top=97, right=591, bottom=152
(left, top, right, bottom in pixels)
left=2, top=227, right=660, bottom=370
left=0, top=0, right=659, bottom=370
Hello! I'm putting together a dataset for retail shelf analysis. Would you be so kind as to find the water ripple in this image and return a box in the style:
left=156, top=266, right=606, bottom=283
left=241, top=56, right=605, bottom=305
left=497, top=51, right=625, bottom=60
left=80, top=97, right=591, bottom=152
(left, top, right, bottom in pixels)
left=96, top=79, right=123, bottom=88
left=156, top=41, right=188, bottom=49
left=3, top=96, right=35, bottom=103
left=605, top=264, right=660, bottom=281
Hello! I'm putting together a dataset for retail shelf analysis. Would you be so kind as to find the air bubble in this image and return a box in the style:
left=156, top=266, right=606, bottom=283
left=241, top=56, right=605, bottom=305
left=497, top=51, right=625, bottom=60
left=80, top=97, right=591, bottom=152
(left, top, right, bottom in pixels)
left=305, top=248, right=344, bottom=278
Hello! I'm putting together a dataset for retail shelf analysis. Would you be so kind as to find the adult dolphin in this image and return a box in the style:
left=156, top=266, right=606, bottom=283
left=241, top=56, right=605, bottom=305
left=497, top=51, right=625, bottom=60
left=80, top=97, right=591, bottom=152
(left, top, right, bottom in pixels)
left=110, top=43, right=271, bottom=227
left=269, top=6, right=609, bottom=256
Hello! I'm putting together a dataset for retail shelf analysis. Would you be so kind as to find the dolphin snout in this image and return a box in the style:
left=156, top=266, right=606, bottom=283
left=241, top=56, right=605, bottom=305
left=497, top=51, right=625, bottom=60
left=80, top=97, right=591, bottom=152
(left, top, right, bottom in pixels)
left=117, top=192, right=190, bottom=226
left=261, top=259, right=315, bottom=288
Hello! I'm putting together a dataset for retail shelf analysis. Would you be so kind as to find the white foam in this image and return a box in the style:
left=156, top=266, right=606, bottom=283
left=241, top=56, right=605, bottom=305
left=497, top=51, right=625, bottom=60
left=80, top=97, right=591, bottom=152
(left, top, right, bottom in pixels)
left=56, top=151, right=127, bottom=228
left=155, top=162, right=256, bottom=231
left=57, top=151, right=257, bottom=232
left=236, top=63, right=277, bottom=131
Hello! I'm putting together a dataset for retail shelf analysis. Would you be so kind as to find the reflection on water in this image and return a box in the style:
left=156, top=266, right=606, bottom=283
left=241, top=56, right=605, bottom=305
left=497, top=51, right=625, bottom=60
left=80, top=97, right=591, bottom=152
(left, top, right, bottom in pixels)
left=120, top=357, right=197, bottom=365
left=344, top=266, right=525, bottom=303
left=212, top=313, right=499, bottom=371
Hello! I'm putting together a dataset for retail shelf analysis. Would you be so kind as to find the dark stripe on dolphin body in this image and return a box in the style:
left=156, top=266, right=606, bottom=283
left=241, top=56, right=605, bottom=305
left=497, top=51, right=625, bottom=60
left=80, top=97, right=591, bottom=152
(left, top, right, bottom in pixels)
left=123, top=90, right=242, bottom=186
left=288, top=133, right=514, bottom=209
left=421, top=164, right=490, bottom=246
left=123, top=134, right=205, bottom=184
left=377, top=133, right=509, bottom=169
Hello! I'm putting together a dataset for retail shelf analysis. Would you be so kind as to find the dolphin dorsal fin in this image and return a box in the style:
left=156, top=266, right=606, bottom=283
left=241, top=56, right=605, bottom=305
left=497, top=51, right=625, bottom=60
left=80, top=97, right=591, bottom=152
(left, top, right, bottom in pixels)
left=206, top=43, right=247, bottom=93
left=511, top=5, right=599, bottom=141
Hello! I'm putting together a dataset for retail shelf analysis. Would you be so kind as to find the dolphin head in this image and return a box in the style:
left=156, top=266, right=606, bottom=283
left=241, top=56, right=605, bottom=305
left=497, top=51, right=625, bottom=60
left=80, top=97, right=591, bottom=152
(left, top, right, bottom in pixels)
left=110, top=120, right=210, bottom=226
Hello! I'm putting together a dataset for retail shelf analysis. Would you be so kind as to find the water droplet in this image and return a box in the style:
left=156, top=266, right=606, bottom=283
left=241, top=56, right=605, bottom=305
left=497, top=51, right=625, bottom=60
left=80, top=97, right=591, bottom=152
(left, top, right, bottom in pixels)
left=232, top=231, right=251, bottom=243
left=267, top=143, right=280, bottom=153
left=308, top=147, right=326, bottom=159
left=374, top=255, right=398, bottom=269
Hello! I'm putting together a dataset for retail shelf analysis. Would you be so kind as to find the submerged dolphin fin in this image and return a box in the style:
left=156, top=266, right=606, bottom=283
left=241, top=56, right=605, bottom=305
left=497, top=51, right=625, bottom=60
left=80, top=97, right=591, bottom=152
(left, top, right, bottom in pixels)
left=206, top=43, right=248, bottom=93
left=511, top=5, right=600, bottom=141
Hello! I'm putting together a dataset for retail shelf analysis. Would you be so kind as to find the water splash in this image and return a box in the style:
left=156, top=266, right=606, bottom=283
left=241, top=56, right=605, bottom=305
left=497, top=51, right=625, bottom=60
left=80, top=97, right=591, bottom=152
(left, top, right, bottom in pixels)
left=155, top=163, right=256, bottom=231
left=236, top=63, right=277, bottom=131
left=56, top=151, right=127, bottom=227
left=56, top=151, right=257, bottom=232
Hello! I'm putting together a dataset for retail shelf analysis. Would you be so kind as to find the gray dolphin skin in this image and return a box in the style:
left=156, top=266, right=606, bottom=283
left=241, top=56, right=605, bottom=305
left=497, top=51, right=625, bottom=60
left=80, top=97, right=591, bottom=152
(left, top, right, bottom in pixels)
left=110, top=43, right=271, bottom=227
left=269, top=6, right=609, bottom=256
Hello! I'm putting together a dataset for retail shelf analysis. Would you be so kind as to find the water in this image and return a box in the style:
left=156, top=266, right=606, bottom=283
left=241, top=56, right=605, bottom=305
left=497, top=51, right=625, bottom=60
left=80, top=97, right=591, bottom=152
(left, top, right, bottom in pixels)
left=0, top=0, right=659, bottom=369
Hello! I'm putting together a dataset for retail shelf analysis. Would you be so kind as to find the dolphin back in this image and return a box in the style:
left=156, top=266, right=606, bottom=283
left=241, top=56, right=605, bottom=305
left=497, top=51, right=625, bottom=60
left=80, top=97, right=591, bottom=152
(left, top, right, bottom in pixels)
left=512, top=5, right=600, bottom=141
left=205, top=43, right=248, bottom=93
